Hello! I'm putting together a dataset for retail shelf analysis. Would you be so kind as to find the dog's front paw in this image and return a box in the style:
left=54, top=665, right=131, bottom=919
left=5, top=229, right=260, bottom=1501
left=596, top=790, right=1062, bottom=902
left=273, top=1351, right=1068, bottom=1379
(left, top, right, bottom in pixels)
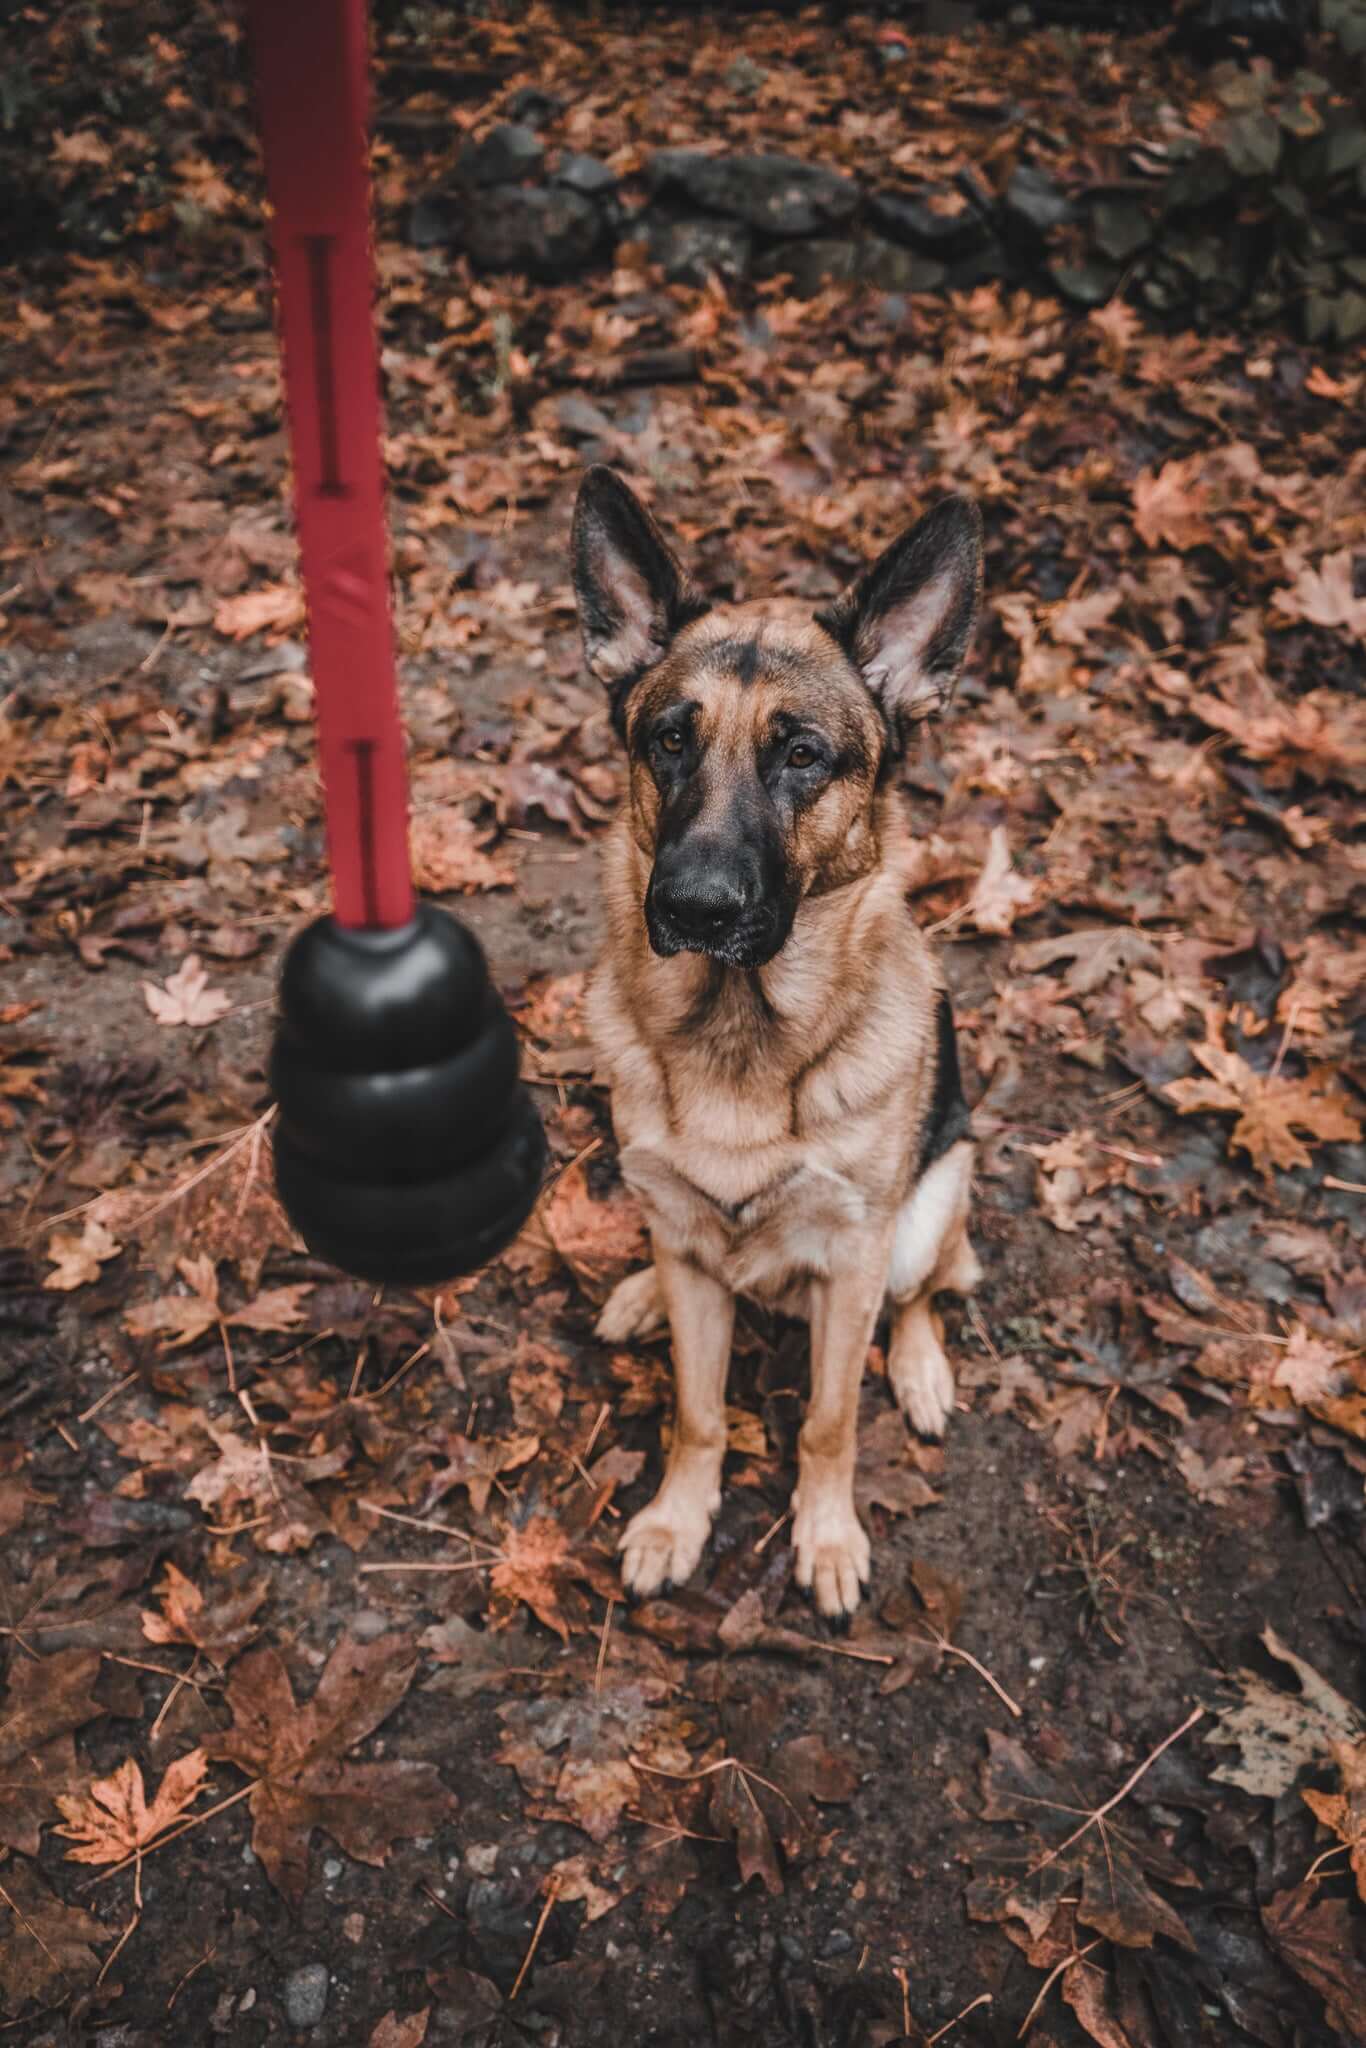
left=619, top=1485, right=716, bottom=1600
left=792, top=1494, right=871, bottom=1622
left=889, top=1309, right=956, bottom=1439
left=596, top=1266, right=666, bottom=1343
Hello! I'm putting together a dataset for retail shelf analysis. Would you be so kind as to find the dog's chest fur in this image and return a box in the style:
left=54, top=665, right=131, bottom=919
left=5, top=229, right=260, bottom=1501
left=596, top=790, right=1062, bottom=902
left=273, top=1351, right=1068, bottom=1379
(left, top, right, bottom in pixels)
left=587, top=819, right=943, bottom=1301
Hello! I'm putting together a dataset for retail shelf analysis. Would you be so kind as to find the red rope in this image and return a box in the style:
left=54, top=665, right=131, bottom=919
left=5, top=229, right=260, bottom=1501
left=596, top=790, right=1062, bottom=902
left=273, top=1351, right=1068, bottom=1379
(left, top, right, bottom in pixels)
left=245, top=0, right=413, bottom=931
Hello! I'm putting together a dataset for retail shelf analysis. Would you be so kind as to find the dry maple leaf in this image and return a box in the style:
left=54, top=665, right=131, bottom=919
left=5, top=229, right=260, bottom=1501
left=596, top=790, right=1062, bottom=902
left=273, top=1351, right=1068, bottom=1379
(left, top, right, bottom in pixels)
left=369, top=2011, right=431, bottom=2048
left=489, top=1510, right=617, bottom=1641
left=0, top=1648, right=105, bottom=1854
left=212, top=580, right=305, bottom=639
left=124, top=1255, right=312, bottom=1350
left=1273, top=550, right=1366, bottom=638
left=0, top=1861, right=109, bottom=2017
left=1262, top=1883, right=1366, bottom=2042
left=421, top=1429, right=540, bottom=1515
left=539, top=1159, right=648, bottom=1285
left=185, top=1428, right=333, bottom=1553
left=141, top=1559, right=269, bottom=1666
left=204, top=1634, right=457, bottom=1902
left=1014, top=926, right=1160, bottom=996
left=1163, top=1016, right=1361, bottom=1174
left=1303, top=1738, right=1366, bottom=1910
left=142, top=954, right=231, bottom=1028
left=1208, top=1626, right=1363, bottom=1799
left=44, top=1212, right=122, bottom=1292
left=969, top=825, right=1040, bottom=935
left=55, top=1749, right=209, bottom=1867
left=855, top=1409, right=941, bottom=1519
left=1131, top=457, right=1212, bottom=551
left=1273, top=1326, right=1347, bottom=1407
left=409, top=811, right=514, bottom=894
left=967, top=1728, right=1197, bottom=1952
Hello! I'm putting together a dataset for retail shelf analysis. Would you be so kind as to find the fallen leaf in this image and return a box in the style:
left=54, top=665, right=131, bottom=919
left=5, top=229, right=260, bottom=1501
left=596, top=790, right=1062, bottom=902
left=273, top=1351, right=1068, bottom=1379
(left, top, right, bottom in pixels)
left=969, top=826, right=1040, bottom=935
left=204, top=1634, right=458, bottom=1902
left=540, top=1161, right=648, bottom=1285
left=0, top=1861, right=108, bottom=2016
left=370, top=2012, right=431, bottom=2048
left=1262, top=1883, right=1366, bottom=2042
left=212, top=581, right=305, bottom=639
left=44, top=1213, right=122, bottom=1292
left=409, top=811, right=514, bottom=894
left=855, top=1409, right=941, bottom=1519
left=141, top=1560, right=269, bottom=1666
left=1208, top=1627, right=1363, bottom=1797
left=1302, top=1738, right=1366, bottom=1908
left=55, top=1749, right=209, bottom=1865
left=1164, top=1015, right=1360, bottom=1174
left=422, top=1429, right=540, bottom=1515
left=142, top=954, right=232, bottom=1028
left=0, top=1648, right=105, bottom=1854
left=1014, top=926, right=1160, bottom=995
left=1273, top=1326, right=1347, bottom=1406
left=1132, top=457, right=1212, bottom=551
left=1273, top=550, right=1366, bottom=638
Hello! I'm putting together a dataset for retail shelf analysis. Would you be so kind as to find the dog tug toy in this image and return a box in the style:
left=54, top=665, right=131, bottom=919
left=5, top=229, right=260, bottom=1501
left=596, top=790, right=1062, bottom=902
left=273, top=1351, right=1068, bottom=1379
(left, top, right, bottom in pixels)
left=246, top=0, right=545, bottom=1286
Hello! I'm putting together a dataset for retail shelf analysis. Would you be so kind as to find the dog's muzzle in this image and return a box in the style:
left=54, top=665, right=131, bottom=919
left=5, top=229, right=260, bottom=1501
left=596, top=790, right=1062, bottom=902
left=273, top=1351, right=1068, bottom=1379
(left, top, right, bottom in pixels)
left=645, top=850, right=787, bottom=968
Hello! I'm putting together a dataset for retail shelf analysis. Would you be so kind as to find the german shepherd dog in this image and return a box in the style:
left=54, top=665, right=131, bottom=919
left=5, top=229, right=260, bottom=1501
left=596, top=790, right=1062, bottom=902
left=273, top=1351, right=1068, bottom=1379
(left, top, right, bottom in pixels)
left=572, top=467, right=983, bottom=1621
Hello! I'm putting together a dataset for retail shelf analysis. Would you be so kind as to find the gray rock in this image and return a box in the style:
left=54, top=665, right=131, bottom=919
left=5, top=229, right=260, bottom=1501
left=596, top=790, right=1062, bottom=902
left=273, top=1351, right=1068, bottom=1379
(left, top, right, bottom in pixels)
left=756, top=236, right=945, bottom=298
left=555, top=151, right=617, bottom=197
left=648, top=150, right=858, bottom=238
left=646, top=214, right=752, bottom=285
left=461, top=185, right=605, bottom=282
left=869, top=186, right=991, bottom=257
left=284, top=1963, right=329, bottom=2031
left=1003, top=165, right=1073, bottom=236
left=459, top=122, right=545, bottom=188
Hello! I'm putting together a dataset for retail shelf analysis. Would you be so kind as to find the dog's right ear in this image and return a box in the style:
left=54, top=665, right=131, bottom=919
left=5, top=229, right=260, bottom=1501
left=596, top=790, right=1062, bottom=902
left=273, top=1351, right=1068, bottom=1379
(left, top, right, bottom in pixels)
left=571, top=467, right=707, bottom=727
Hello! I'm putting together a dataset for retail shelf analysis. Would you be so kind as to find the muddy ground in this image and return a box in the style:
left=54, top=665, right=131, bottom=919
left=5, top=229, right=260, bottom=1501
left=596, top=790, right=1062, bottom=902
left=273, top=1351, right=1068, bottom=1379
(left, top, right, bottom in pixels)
left=2, top=7, right=1364, bottom=2047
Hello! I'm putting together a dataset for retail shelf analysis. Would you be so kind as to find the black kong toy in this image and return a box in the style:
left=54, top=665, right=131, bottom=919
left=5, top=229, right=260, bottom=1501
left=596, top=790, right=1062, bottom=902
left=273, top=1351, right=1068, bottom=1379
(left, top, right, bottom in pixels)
left=270, top=909, right=545, bottom=1288
left=249, top=0, right=544, bottom=1286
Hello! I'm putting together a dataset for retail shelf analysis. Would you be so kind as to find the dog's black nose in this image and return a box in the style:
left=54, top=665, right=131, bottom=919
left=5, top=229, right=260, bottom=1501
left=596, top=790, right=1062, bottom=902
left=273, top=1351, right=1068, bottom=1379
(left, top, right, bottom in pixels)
left=655, top=872, right=749, bottom=938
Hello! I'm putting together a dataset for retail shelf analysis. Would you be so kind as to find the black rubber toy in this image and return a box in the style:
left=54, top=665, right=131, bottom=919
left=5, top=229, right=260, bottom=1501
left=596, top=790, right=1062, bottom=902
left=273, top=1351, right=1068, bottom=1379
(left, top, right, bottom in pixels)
left=270, top=904, right=546, bottom=1286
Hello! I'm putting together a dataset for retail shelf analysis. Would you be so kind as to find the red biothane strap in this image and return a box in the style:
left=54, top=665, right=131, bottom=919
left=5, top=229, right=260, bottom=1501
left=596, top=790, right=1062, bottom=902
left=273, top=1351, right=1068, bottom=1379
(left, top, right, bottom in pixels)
left=245, top=0, right=413, bottom=931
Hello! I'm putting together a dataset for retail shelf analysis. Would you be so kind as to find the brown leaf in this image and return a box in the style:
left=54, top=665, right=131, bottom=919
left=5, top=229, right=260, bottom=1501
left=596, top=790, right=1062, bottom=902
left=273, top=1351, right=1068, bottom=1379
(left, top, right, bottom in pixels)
left=1262, top=1884, right=1366, bottom=2042
left=1164, top=1017, right=1361, bottom=1174
left=0, top=1861, right=109, bottom=2016
left=0, top=1648, right=105, bottom=1854
left=1132, top=457, right=1212, bottom=551
left=203, top=1634, right=457, bottom=1902
left=1302, top=1738, right=1366, bottom=1908
left=44, top=1212, right=122, bottom=1292
left=855, top=1409, right=940, bottom=1519
left=142, top=954, right=232, bottom=1028
left=141, top=1560, right=269, bottom=1666
left=420, top=1616, right=546, bottom=1703
left=55, top=1749, right=209, bottom=1864
left=1062, top=1961, right=1138, bottom=2048
left=969, top=825, right=1040, bottom=935
left=370, top=2012, right=431, bottom=2048
left=540, top=1161, right=648, bottom=1285
left=212, top=580, right=305, bottom=639
left=422, top=1430, right=540, bottom=1516
left=1273, top=550, right=1366, bottom=637
left=409, top=811, right=514, bottom=894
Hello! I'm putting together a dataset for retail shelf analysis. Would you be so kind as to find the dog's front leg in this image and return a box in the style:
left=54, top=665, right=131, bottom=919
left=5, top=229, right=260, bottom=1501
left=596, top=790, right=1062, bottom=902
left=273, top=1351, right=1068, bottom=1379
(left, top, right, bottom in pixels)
left=619, top=1246, right=734, bottom=1601
left=793, top=1238, right=891, bottom=1621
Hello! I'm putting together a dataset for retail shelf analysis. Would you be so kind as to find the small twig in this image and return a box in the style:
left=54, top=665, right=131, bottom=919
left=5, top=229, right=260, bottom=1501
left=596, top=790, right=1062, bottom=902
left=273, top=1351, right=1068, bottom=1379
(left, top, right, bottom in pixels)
left=510, top=1874, right=562, bottom=2002
left=1018, top=1943, right=1101, bottom=2038
left=96, top=1905, right=140, bottom=1987
left=359, top=1499, right=502, bottom=1555
left=373, top=1339, right=431, bottom=1400
left=939, top=1639, right=1023, bottom=1719
left=151, top=1648, right=201, bottom=1742
left=1324, top=1176, right=1366, bottom=1196
left=76, top=1371, right=139, bottom=1425
left=357, top=1559, right=494, bottom=1575
left=753, top=1509, right=790, bottom=1555
left=1027, top=1706, right=1204, bottom=1876
left=595, top=1598, right=617, bottom=1696
left=101, top=1652, right=210, bottom=1694
left=167, top=1944, right=217, bottom=2011
left=930, top=1991, right=993, bottom=2043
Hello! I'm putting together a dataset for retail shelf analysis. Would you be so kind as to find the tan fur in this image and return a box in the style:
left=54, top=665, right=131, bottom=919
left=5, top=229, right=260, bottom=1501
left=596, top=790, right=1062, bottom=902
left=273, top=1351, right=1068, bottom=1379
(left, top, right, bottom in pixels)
left=588, top=602, right=979, bottom=1619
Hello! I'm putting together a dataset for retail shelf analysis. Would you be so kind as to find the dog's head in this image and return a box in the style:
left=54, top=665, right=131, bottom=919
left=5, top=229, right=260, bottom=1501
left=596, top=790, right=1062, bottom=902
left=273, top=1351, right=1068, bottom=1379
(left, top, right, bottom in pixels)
left=571, top=467, right=982, bottom=969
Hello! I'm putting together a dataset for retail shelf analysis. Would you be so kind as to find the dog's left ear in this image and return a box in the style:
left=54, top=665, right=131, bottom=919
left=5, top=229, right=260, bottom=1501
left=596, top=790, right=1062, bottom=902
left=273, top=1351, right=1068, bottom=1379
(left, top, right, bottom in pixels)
left=816, top=497, right=983, bottom=742
left=571, top=467, right=708, bottom=725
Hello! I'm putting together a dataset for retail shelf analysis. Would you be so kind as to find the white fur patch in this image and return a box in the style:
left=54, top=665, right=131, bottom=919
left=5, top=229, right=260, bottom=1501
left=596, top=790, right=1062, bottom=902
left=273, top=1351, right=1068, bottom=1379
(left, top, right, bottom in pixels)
left=887, top=1140, right=974, bottom=1302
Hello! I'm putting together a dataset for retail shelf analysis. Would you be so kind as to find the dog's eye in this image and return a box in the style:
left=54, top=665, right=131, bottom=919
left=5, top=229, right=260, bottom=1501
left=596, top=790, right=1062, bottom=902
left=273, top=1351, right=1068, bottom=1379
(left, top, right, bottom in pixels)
left=787, top=742, right=818, bottom=769
left=657, top=730, right=685, bottom=756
